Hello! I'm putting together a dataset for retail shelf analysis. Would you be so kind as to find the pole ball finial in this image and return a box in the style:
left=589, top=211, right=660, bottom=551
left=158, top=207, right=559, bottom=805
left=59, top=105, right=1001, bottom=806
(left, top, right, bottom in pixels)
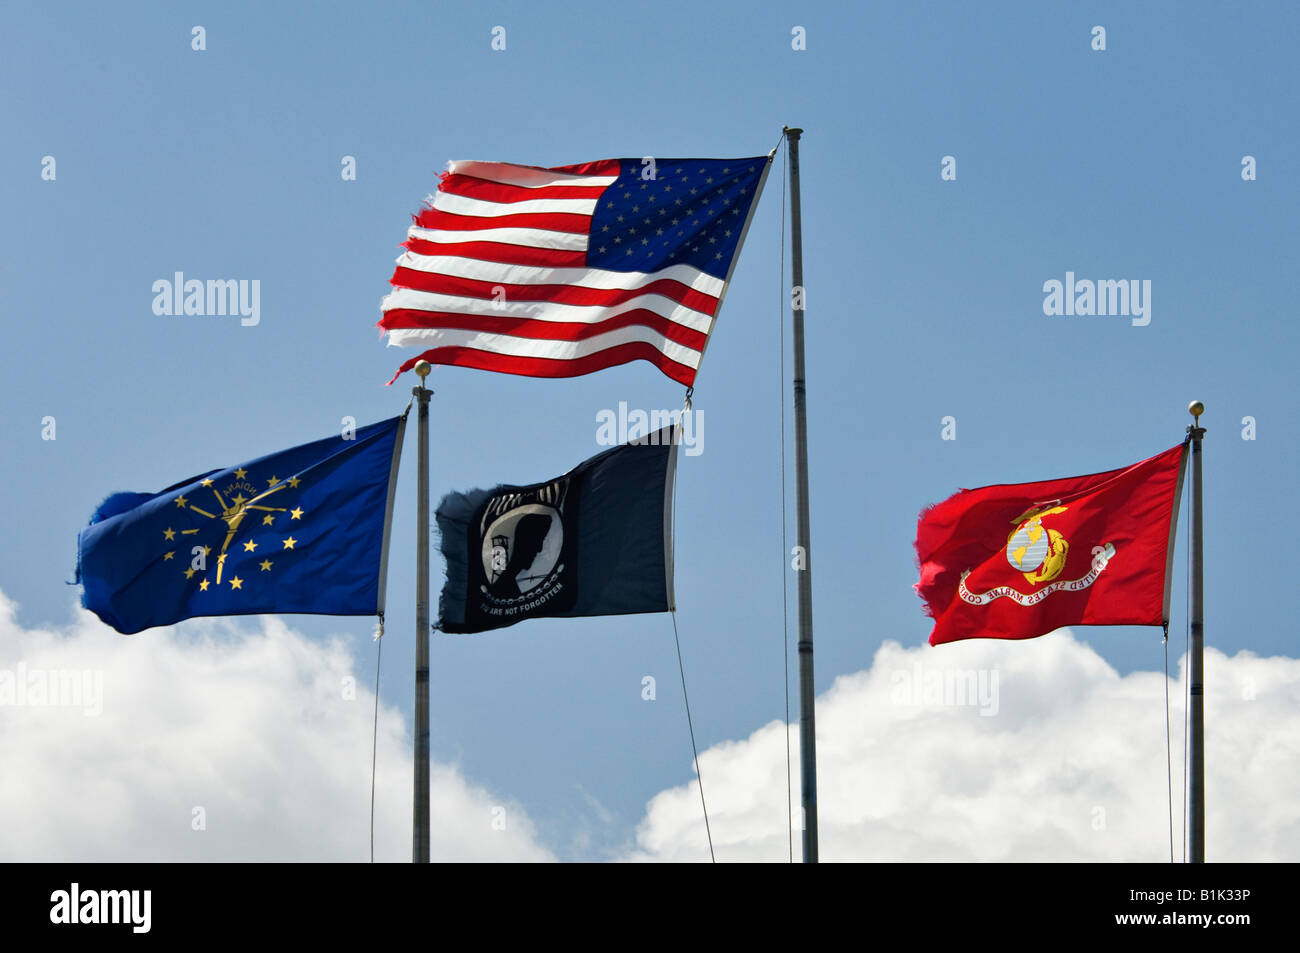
left=1188, top=400, right=1205, bottom=419
left=414, top=360, right=432, bottom=380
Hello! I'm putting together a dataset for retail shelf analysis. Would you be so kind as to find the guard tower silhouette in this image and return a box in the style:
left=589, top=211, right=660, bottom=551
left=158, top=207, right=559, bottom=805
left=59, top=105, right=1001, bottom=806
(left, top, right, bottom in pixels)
left=490, top=534, right=510, bottom=582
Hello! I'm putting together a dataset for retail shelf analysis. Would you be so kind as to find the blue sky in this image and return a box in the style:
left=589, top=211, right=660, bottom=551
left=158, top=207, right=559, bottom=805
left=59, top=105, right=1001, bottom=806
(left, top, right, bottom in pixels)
left=2, top=2, right=1297, bottom=861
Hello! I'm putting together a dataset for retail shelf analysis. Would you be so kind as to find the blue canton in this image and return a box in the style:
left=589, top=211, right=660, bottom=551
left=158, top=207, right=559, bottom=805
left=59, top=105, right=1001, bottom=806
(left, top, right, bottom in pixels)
left=586, top=156, right=769, bottom=279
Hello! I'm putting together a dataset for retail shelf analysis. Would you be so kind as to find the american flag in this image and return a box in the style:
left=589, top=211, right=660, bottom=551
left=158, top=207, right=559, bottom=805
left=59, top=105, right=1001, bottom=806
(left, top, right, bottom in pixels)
left=379, top=154, right=772, bottom=387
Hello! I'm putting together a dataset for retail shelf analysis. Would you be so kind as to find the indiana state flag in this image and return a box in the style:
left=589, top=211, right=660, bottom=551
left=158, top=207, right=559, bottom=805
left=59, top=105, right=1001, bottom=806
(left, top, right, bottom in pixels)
left=77, top=415, right=407, bottom=634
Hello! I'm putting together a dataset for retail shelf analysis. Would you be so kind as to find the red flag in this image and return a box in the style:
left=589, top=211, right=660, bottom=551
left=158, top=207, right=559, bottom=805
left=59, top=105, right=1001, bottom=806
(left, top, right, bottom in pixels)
left=915, top=444, right=1187, bottom=646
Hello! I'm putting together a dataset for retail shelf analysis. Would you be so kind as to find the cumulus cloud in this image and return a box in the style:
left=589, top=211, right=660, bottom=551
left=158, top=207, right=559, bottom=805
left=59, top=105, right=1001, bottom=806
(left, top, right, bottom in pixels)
left=625, top=631, right=1300, bottom=862
left=0, top=590, right=553, bottom=862
left=8, top=588, right=1295, bottom=864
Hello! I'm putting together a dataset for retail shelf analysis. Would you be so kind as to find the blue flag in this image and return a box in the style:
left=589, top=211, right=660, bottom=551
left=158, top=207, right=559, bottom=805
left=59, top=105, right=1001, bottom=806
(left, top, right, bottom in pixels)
left=77, top=416, right=407, bottom=634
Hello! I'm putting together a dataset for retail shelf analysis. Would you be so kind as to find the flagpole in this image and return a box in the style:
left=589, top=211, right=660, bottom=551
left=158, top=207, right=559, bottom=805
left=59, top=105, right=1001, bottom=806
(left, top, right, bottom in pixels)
left=413, top=360, right=433, bottom=863
left=1187, top=400, right=1206, bottom=863
left=785, top=126, right=819, bottom=863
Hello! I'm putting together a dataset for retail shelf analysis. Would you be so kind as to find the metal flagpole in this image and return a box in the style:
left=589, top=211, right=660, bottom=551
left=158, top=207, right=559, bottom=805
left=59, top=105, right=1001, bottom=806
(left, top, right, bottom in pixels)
left=785, top=126, right=819, bottom=863
left=413, top=360, right=433, bottom=863
left=1187, top=400, right=1206, bottom=863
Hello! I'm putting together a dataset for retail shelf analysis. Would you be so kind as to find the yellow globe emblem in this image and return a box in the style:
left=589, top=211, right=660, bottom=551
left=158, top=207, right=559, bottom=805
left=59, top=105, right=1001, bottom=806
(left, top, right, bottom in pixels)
left=1005, top=504, right=1070, bottom=585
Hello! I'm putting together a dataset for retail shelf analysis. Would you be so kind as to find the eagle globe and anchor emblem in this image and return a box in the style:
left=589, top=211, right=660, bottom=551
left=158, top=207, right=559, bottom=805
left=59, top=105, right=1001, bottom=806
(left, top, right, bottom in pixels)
left=1005, top=503, right=1071, bottom=584
left=958, top=501, right=1117, bottom=607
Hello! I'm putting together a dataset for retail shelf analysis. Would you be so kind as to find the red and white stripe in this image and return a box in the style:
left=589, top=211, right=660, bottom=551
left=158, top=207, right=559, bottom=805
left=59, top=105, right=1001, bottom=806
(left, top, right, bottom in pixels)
left=378, top=159, right=726, bottom=386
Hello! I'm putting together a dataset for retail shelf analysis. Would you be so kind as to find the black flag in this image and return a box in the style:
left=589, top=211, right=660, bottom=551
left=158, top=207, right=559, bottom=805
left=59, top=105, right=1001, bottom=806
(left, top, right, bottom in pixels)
left=435, top=427, right=678, bottom=633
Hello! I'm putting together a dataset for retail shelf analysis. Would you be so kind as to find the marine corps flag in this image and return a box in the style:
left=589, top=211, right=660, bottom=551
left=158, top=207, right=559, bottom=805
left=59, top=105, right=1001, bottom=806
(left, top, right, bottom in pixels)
left=915, top=443, right=1187, bottom=646
left=436, top=427, right=679, bottom=634
left=77, top=416, right=406, bottom=635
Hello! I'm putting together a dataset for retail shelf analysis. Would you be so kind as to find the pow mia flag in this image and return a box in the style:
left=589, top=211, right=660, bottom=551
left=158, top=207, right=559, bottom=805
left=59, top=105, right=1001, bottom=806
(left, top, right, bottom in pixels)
left=435, top=427, right=679, bottom=634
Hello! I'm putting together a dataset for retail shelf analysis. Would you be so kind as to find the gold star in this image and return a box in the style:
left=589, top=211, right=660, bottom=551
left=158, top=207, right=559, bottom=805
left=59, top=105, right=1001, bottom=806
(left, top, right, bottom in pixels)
left=203, top=545, right=212, bottom=556
left=200, top=478, right=213, bottom=487
left=199, top=579, right=210, bottom=591
left=163, top=551, right=175, bottom=561
left=232, top=494, right=247, bottom=506
left=259, top=559, right=273, bottom=571
left=243, top=540, right=258, bottom=552
left=267, top=475, right=279, bottom=487
left=234, top=468, right=247, bottom=479
left=184, top=567, right=197, bottom=579
left=163, top=527, right=176, bottom=541
left=262, top=514, right=275, bottom=526
left=289, top=507, right=303, bottom=520
left=229, top=576, right=243, bottom=590
left=287, top=476, right=301, bottom=488
left=175, top=495, right=188, bottom=508
left=283, top=537, right=297, bottom=550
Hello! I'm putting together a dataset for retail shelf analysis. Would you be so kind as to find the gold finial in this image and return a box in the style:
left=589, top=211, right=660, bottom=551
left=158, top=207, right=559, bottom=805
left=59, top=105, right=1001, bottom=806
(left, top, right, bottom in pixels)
left=414, top=360, right=432, bottom=382
left=1188, top=400, right=1205, bottom=426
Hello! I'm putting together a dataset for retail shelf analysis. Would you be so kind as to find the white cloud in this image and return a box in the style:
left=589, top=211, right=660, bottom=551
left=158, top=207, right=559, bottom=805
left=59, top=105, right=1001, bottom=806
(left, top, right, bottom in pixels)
left=0, top=590, right=553, bottom=862
left=9, top=589, right=1294, bottom=864
left=624, top=631, right=1300, bottom=862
